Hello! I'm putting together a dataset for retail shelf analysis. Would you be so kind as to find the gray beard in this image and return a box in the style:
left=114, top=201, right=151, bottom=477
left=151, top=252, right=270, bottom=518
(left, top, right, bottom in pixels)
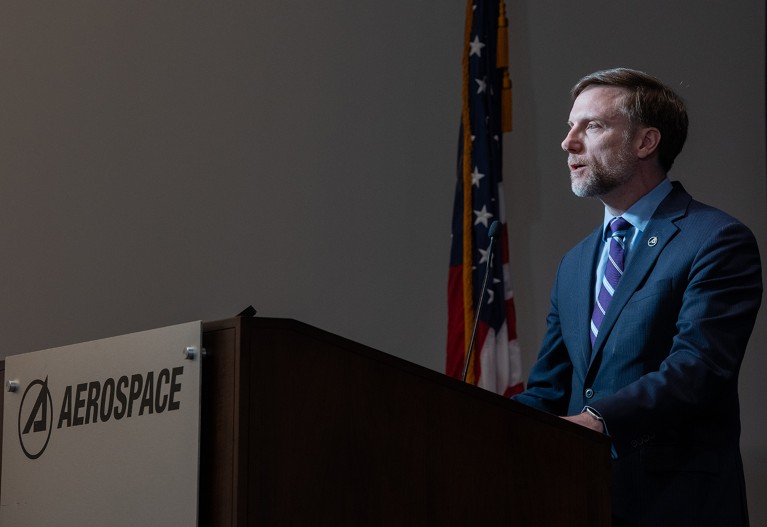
left=570, top=150, right=636, bottom=198
left=571, top=167, right=631, bottom=197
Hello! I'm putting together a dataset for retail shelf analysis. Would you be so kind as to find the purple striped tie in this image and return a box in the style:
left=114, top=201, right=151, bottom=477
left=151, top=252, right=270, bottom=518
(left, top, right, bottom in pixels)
left=590, top=217, right=631, bottom=346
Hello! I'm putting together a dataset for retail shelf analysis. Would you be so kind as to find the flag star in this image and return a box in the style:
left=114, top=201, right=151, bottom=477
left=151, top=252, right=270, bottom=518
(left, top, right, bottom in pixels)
left=471, top=166, right=485, bottom=187
left=486, top=288, right=495, bottom=304
left=478, top=246, right=490, bottom=264
left=475, top=77, right=487, bottom=94
left=473, top=205, right=493, bottom=227
left=469, top=36, right=485, bottom=57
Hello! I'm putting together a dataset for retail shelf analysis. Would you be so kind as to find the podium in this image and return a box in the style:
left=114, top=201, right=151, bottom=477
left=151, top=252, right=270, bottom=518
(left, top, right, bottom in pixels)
left=2, top=317, right=611, bottom=526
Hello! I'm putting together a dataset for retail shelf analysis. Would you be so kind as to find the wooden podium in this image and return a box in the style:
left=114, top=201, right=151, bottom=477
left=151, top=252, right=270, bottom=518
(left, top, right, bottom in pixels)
left=2, top=317, right=611, bottom=526
left=198, top=317, right=610, bottom=526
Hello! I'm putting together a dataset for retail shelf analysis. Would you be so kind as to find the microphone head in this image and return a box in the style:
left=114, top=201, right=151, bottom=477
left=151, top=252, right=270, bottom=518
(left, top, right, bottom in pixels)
left=488, top=220, right=501, bottom=239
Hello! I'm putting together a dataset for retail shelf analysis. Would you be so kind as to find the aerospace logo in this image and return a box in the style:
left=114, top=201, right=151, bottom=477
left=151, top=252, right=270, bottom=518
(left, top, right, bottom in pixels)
left=18, top=377, right=54, bottom=460
left=14, top=367, right=185, bottom=461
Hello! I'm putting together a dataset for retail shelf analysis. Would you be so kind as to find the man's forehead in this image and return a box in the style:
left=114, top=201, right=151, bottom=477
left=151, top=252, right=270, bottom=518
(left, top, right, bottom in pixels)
left=568, top=85, right=629, bottom=122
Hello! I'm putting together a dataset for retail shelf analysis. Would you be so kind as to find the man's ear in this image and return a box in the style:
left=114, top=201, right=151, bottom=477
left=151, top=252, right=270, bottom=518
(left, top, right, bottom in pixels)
left=636, top=127, right=661, bottom=159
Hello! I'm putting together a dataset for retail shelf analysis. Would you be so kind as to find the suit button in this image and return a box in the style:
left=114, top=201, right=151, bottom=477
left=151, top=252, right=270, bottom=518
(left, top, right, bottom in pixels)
left=585, top=388, right=594, bottom=398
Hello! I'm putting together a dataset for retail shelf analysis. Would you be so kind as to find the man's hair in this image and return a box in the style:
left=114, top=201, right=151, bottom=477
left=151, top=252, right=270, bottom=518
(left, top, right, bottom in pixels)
left=572, top=68, right=688, bottom=172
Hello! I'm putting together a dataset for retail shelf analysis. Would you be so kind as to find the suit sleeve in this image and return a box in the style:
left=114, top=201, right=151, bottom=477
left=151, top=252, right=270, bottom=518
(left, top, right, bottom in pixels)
left=512, top=257, right=573, bottom=415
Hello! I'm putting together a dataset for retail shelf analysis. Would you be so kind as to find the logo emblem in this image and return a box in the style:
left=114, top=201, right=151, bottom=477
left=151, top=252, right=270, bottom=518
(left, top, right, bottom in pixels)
left=18, top=377, right=54, bottom=460
left=648, top=236, right=658, bottom=247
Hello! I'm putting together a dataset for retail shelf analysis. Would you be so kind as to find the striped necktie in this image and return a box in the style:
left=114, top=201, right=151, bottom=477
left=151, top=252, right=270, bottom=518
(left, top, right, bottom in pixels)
left=590, top=217, right=631, bottom=347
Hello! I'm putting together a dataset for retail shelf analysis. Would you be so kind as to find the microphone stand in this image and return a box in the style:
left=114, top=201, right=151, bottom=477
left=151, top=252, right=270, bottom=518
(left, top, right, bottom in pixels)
left=461, top=221, right=499, bottom=383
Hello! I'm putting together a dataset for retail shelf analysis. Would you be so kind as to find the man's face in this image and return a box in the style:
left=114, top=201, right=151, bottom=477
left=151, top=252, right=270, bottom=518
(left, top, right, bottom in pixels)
left=562, top=86, right=638, bottom=198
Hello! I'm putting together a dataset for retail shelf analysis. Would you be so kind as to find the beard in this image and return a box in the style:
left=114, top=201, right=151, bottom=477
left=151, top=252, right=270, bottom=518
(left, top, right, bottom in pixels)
left=569, top=141, right=637, bottom=198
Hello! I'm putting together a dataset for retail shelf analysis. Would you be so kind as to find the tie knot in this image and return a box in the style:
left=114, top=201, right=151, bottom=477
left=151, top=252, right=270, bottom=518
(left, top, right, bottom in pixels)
left=609, top=217, right=631, bottom=237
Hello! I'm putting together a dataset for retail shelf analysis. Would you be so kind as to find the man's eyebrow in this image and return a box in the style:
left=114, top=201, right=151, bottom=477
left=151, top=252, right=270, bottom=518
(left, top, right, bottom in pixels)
left=567, top=116, right=598, bottom=126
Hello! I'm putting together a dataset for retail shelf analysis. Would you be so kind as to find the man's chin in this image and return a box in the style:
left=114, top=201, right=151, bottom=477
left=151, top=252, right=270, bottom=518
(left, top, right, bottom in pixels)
left=571, top=186, right=596, bottom=198
left=570, top=174, right=596, bottom=198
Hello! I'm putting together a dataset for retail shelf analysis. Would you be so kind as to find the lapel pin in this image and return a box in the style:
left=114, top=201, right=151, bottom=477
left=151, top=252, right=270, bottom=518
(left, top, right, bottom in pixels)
left=648, top=236, right=658, bottom=247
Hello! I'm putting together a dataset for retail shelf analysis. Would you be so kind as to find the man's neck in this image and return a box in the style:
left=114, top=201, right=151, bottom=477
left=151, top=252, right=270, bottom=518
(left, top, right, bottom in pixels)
left=601, top=170, right=666, bottom=216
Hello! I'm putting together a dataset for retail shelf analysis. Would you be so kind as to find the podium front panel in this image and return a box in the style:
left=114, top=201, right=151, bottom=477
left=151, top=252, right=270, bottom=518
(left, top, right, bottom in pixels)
left=0, top=321, right=203, bottom=527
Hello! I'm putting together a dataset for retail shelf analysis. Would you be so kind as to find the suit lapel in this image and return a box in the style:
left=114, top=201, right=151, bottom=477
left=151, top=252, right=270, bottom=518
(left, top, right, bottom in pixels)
left=576, top=227, right=603, bottom=368
left=589, top=183, right=692, bottom=364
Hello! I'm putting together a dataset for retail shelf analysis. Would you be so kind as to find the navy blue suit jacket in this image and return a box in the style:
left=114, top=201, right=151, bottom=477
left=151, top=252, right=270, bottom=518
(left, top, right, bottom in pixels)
left=514, top=182, right=762, bottom=526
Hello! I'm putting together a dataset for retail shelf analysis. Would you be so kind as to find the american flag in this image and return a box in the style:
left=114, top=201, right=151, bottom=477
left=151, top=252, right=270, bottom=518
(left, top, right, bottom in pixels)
left=446, top=0, right=523, bottom=397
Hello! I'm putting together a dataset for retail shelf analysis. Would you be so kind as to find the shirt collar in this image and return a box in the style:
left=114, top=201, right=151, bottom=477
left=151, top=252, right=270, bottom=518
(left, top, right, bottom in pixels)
left=601, top=178, right=673, bottom=240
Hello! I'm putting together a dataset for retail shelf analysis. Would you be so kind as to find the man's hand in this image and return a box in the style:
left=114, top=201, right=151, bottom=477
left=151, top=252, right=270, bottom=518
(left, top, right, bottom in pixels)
left=562, top=412, right=605, bottom=433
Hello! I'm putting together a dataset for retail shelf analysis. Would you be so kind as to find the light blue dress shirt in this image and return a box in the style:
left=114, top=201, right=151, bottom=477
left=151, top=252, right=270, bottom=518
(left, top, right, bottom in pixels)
left=593, top=178, right=674, bottom=301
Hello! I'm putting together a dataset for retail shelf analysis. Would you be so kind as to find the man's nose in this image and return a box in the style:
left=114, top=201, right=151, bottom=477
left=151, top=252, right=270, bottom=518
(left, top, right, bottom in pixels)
left=561, top=129, right=582, bottom=153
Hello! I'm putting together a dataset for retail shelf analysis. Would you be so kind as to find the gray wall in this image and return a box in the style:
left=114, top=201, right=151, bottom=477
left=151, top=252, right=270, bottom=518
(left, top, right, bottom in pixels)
left=1, top=0, right=764, bottom=522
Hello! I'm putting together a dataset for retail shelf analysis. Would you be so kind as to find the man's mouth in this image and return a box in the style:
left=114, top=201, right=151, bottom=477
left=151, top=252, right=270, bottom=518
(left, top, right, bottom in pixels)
left=568, top=158, right=588, bottom=173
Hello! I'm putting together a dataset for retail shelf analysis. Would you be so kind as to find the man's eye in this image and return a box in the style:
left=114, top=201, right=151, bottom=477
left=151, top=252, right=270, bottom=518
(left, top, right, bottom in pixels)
left=586, top=122, right=600, bottom=129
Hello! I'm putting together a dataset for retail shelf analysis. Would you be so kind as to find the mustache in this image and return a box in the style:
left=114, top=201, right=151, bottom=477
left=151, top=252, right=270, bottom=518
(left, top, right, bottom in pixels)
left=568, top=157, right=589, bottom=166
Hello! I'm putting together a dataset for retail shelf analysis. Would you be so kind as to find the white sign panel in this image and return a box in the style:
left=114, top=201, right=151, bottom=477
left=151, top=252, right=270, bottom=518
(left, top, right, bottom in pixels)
left=0, top=321, right=202, bottom=527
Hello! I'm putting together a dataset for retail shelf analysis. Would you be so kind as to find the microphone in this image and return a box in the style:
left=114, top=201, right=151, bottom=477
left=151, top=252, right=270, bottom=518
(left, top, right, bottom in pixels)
left=462, top=220, right=501, bottom=383
left=487, top=219, right=501, bottom=239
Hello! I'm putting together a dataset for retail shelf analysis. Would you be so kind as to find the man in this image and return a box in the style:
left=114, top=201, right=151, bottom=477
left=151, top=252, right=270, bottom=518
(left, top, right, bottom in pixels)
left=513, top=68, right=762, bottom=526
